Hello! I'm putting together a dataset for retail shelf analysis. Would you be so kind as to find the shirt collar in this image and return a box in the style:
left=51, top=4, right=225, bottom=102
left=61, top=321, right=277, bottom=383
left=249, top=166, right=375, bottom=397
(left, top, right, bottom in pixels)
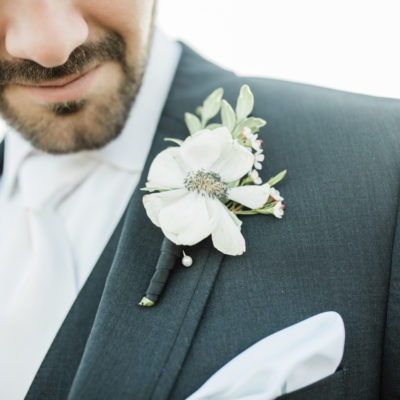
left=0, top=29, right=181, bottom=197
left=1, top=130, right=32, bottom=198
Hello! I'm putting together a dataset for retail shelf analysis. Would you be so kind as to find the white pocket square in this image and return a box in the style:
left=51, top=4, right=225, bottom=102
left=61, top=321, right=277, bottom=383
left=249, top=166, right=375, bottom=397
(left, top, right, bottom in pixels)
left=187, top=311, right=345, bottom=400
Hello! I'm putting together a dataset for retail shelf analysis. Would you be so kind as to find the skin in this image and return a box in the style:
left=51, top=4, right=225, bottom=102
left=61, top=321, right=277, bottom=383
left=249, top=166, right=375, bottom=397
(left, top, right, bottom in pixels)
left=0, top=0, right=156, bottom=153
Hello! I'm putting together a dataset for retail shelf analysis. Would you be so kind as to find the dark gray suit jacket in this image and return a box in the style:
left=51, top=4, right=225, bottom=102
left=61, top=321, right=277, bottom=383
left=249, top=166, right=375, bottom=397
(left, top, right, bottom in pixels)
left=1, top=44, right=399, bottom=399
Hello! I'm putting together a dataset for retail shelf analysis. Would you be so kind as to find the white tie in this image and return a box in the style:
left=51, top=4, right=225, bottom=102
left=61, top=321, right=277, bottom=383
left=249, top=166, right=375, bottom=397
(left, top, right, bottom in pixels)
left=0, top=151, right=98, bottom=400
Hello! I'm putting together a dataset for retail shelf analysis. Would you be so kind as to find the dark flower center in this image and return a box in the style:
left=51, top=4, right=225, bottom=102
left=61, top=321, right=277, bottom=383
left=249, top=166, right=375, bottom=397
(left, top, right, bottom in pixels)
left=184, top=170, right=228, bottom=200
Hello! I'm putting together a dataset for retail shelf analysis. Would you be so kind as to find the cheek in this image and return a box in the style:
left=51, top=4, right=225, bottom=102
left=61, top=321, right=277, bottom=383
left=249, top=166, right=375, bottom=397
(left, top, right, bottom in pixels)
left=80, top=0, right=154, bottom=47
left=0, top=8, right=11, bottom=59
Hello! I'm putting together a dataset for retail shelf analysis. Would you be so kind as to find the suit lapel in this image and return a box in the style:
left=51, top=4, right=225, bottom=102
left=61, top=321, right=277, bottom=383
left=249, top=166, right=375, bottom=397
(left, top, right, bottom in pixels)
left=0, top=138, right=4, bottom=176
left=67, top=110, right=224, bottom=399
left=66, top=43, right=230, bottom=399
left=26, top=43, right=229, bottom=399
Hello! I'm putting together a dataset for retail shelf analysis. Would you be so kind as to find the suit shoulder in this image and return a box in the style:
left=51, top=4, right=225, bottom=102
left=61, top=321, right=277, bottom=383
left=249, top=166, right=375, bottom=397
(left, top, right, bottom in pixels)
left=246, top=76, right=400, bottom=130
left=170, top=43, right=400, bottom=148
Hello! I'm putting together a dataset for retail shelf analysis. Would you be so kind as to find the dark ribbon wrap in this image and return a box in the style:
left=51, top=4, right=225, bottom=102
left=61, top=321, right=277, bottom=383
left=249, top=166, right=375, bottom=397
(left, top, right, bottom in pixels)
left=139, top=238, right=182, bottom=306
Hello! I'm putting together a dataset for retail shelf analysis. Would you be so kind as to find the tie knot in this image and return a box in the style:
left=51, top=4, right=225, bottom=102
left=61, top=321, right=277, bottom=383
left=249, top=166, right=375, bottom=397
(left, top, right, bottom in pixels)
left=18, top=151, right=98, bottom=210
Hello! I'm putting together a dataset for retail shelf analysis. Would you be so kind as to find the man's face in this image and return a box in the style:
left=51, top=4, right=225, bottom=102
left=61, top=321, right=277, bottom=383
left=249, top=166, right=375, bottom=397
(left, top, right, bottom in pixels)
left=0, top=0, right=156, bottom=153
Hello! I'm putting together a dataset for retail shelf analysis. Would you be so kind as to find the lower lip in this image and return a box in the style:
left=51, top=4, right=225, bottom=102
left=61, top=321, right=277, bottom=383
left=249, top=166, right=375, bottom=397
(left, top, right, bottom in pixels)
left=21, top=65, right=101, bottom=103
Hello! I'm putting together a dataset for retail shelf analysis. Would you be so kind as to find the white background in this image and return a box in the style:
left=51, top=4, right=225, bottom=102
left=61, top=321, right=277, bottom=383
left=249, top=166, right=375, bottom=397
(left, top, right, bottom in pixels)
left=157, top=0, right=400, bottom=99
left=1, top=0, right=398, bottom=135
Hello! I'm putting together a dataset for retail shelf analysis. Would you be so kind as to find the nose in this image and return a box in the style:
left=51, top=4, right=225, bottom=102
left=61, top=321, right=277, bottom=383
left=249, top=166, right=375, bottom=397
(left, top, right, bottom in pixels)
left=4, top=1, right=88, bottom=68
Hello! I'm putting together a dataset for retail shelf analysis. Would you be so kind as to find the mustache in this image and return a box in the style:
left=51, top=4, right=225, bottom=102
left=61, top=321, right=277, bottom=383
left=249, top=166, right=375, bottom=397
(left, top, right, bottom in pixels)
left=0, top=32, right=126, bottom=85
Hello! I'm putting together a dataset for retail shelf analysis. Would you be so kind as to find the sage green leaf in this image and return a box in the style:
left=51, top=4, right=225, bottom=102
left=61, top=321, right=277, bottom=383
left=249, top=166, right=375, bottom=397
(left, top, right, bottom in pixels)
left=196, top=106, right=203, bottom=117
left=246, top=117, right=267, bottom=132
left=236, top=85, right=254, bottom=121
left=233, top=210, right=258, bottom=215
left=164, top=138, right=184, bottom=146
left=232, top=118, right=249, bottom=138
left=233, top=117, right=267, bottom=138
left=185, top=112, right=202, bottom=135
left=256, top=207, right=275, bottom=215
left=267, top=170, right=287, bottom=186
left=201, top=88, right=224, bottom=126
left=221, top=99, right=236, bottom=132
left=235, top=203, right=275, bottom=215
left=232, top=126, right=242, bottom=139
left=206, top=123, right=221, bottom=130
left=240, top=175, right=253, bottom=186
left=226, top=179, right=241, bottom=188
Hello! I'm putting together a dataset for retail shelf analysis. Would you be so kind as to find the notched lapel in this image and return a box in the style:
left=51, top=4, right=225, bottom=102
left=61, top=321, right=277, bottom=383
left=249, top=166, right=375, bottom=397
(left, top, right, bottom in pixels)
left=26, top=45, right=231, bottom=399
left=67, top=116, right=224, bottom=400
left=0, top=139, right=5, bottom=176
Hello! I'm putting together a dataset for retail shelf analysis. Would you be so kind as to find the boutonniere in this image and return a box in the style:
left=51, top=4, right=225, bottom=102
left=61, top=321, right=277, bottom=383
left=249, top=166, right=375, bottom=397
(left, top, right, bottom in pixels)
left=139, top=85, right=286, bottom=306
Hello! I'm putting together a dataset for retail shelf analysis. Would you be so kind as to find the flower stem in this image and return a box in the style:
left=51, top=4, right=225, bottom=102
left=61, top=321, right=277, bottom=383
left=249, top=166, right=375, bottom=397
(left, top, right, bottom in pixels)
left=235, top=206, right=275, bottom=215
left=234, top=210, right=259, bottom=215
left=232, top=204, right=244, bottom=213
left=138, top=238, right=181, bottom=307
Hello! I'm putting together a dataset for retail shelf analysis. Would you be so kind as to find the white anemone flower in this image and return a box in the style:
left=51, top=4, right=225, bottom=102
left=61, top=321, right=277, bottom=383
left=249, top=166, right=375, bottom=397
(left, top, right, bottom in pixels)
left=143, top=127, right=270, bottom=255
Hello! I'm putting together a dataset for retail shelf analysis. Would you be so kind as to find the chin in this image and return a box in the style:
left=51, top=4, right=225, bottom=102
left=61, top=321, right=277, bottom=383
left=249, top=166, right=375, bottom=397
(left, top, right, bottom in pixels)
left=0, top=64, right=142, bottom=154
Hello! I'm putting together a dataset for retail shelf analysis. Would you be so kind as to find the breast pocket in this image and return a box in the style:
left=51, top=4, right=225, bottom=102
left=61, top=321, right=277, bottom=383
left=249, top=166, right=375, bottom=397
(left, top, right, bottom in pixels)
left=276, top=368, right=347, bottom=400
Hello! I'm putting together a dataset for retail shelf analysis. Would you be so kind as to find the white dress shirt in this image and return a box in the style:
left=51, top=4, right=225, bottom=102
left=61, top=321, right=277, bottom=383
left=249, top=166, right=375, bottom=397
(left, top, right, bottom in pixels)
left=0, top=30, right=181, bottom=400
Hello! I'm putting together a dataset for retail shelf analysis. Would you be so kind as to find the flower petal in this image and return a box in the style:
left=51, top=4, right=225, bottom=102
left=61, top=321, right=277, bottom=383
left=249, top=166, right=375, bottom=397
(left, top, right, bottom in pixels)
left=273, top=201, right=284, bottom=219
left=211, top=141, right=254, bottom=183
left=270, top=187, right=284, bottom=201
left=211, top=201, right=246, bottom=256
left=228, top=184, right=270, bottom=209
left=250, top=169, right=262, bottom=184
left=191, top=126, right=232, bottom=142
left=147, top=147, right=187, bottom=190
left=158, top=192, right=218, bottom=246
left=180, top=128, right=232, bottom=171
left=143, top=189, right=187, bottom=227
left=180, top=131, right=219, bottom=171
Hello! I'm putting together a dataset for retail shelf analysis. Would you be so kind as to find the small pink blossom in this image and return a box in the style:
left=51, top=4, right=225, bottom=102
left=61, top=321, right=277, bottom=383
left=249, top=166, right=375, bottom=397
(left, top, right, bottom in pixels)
left=273, top=201, right=284, bottom=219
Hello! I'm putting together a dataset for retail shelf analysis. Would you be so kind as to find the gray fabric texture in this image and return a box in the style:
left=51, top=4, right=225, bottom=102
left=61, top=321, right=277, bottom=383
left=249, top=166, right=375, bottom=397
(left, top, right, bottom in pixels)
left=1, top=43, right=399, bottom=399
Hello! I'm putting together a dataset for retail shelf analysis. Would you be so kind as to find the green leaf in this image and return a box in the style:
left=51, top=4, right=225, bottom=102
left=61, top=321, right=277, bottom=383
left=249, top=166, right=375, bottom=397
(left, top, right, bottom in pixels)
left=232, top=118, right=248, bottom=138
left=236, top=85, right=254, bottom=121
left=226, top=179, right=241, bottom=188
left=195, top=106, right=203, bottom=117
left=240, top=175, right=254, bottom=186
left=201, top=88, right=224, bottom=127
left=245, top=117, right=266, bottom=132
left=233, top=117, right=267, bottom=138
left=164, top=137, right=184, bottom=146
left=206, top=123, right=221, bottom=130
left=235, top=204, right=275, bottom=216
left=185, top=112, right=201, bottom=135
left=267, top=170, right=287, bottom=187
left=221, top=99, right=236, bottom=132
left=140, top=187, right=158, bottom=192
left=255, top=209, right=274, bottom=216
left=233, top=210, right=258, bottom=215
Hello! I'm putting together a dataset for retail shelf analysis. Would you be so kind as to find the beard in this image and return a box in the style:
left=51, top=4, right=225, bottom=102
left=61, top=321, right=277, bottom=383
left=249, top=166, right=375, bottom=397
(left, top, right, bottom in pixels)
left=0, top=31, right=153, bottom=154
